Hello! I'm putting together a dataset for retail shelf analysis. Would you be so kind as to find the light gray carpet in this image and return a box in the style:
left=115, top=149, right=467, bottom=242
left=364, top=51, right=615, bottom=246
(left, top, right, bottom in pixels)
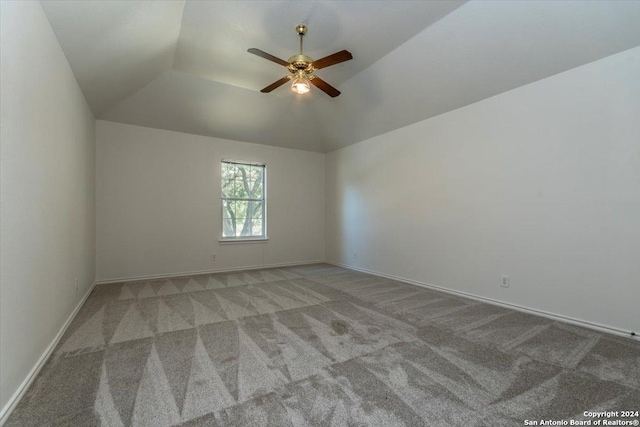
left=7, top=264, right=640, bottom=426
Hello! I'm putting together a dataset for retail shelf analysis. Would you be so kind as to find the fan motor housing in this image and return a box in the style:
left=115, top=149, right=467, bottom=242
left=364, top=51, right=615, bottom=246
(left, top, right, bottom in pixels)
left=287, top=54, right=314, bottom=74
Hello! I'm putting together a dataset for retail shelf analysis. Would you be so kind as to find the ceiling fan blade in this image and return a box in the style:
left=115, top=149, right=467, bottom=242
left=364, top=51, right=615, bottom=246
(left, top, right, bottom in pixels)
left=260, top=76, right=292, bottom=93
left=310, top=77, right=341, bottom=97
left=312, top=50, right=353, bottom=70
left=248, top=48, right=289, bottom=67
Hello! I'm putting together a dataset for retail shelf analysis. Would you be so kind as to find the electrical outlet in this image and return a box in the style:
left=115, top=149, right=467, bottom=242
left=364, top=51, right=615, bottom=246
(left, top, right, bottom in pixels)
left=211, top=253, right=217, bottom=261
left=501, top=275, right=509, bottom=288
left=74, top=278, right=79, bottom=293
left=353, top=251, right=358, bottom=260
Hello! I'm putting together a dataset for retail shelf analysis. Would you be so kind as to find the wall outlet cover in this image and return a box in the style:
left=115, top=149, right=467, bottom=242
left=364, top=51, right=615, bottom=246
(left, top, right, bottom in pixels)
left=501, top=275, right=509, bottom=288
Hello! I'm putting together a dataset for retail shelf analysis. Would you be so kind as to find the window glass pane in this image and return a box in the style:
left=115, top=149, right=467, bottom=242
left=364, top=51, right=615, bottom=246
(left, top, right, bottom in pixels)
left=253, top=180, right=263, bottom=199
left=222, top=200, right=234, bottom=218
left=222, top=217, right=235, bottom=238
left=234, top=178, right=244, bottom=198
left=250, top=168, right=259, bottom=194
left=251, top=220, right=263, bottom=236
left=233, top=201, right=251, bottom=236
left=221, top=163, right=235, bottom=197
left=235, top=200, right=248, bottom=221
left=221, top=181, right=233, bottom=198
left=251, top=202, right=263, bottom=219
left=256, top=166, right=264, bottom=198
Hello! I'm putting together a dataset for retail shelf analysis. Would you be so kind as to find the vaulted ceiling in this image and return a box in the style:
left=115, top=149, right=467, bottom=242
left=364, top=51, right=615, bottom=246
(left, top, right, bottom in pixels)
left=41, top=1, right=640, bottom=152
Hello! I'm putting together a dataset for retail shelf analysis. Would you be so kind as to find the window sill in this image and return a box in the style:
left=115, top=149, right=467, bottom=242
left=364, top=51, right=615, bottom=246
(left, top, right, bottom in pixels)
left=219, top=238, right=269, bottom=244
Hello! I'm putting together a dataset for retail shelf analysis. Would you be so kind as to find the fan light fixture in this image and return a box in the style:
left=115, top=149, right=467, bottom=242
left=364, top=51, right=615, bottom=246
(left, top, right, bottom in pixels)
left=248, top=24, right=353, bottom=98
left=291, top=72, right=310, bottom=94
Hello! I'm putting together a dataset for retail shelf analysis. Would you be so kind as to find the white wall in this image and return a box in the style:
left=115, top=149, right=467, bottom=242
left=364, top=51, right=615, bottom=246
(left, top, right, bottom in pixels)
left=0, top=1, right=96, bottom=414
left=326, top=47, right=640, bottom=334
left=96, top=121, right=325, bottom=281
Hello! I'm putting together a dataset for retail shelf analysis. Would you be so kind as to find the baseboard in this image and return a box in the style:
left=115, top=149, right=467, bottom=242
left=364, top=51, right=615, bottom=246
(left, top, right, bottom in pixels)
left=0, top=281, right=97, bottom=426
left=95, top=260, right=326, bottom=285
left=326, top=261, right=639, bottom=341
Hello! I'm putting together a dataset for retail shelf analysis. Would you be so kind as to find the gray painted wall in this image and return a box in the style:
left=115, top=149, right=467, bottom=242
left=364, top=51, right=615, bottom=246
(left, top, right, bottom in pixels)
left=95, top=121, right=325, bottom=282
left=1, top=1, right=96, bottom=414
left=326, top=47, right=640, bottom=334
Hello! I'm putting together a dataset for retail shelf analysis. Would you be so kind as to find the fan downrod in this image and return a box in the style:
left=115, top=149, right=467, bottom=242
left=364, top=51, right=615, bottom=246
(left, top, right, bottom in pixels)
left=288, top=24, right=313, bottom=73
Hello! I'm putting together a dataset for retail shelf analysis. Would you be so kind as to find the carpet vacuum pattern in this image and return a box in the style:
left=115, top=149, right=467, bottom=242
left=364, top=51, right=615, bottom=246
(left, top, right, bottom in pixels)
left=7, top=264, right=639, bottom=426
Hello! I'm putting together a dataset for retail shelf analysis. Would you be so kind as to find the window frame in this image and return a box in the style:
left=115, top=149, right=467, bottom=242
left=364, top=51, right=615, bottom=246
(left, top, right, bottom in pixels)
left=219, top=160, right=268, bottom=243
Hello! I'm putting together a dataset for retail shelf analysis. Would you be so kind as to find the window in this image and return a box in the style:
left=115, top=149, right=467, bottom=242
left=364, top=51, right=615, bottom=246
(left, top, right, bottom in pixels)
left=221, top=160, right=266, bottom=240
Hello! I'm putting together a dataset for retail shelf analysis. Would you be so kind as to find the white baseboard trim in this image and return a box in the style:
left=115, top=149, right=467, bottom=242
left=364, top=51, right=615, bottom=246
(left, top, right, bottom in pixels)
left=0, top=281, right=98, bottom=426
left=326, top=261, right=639, bottom=341
left=95, top=260, right=326, bottom=285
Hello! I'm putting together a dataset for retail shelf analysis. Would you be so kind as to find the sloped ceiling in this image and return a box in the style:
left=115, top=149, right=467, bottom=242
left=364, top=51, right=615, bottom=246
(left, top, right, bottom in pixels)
left=41, top=1, right=640, bottom=152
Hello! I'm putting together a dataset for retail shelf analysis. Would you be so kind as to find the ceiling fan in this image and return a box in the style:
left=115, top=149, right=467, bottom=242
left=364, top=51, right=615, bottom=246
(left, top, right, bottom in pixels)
left=248, top=24, right=353, bottom=97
